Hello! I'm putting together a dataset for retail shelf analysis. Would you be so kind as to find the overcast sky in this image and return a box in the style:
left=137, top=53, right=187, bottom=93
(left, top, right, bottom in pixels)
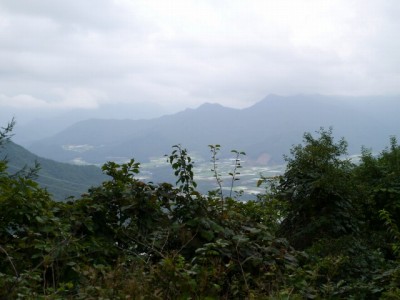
left=0, top=0, right=399, bottom=122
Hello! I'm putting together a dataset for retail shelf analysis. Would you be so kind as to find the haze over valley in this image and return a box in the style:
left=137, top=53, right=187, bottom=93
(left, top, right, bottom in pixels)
left=23, top=94, right=399, bottom=166
left=4, top=94, right=398, bottom=200
left=3, top=1, right=400, bottom=297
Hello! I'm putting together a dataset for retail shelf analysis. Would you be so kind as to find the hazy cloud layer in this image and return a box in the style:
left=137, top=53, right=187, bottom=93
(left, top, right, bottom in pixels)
left=0, top=0, right=399, bottom=118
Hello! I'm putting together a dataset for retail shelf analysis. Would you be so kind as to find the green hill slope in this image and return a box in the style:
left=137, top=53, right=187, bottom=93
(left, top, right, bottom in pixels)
left=2, top=141, right=107, bottom=200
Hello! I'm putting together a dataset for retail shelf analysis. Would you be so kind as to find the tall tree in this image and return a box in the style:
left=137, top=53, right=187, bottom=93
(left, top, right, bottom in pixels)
left=277, top=128, right=359, bottom=249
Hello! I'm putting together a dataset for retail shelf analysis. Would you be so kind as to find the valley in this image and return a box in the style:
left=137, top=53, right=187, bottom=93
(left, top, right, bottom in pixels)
left=9, top=94, right=398, bottom=201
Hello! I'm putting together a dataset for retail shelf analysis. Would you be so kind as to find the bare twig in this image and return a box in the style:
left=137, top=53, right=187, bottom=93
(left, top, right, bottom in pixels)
left=0, top=245, right=19, bottom=278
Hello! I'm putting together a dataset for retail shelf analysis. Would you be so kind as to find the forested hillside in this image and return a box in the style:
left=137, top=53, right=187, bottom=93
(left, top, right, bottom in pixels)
left=1, top=119, right=400, bottom=299
left=2, top=140, right=106, bottom=200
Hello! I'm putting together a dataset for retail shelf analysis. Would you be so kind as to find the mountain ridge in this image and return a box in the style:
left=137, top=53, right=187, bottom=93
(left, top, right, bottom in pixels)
left=27, top=95, right=400, bottom=165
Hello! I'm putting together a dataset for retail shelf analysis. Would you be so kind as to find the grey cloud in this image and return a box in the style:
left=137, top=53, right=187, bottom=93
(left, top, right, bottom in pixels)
left=0, top=0, right=125, bottom=31
left=0, top=0, right=399, bottom=119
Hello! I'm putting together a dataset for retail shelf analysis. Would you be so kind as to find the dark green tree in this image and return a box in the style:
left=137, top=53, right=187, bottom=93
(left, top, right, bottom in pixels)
left=277, top=128, right=359, bottom=249
left=0, top=120, right=75, bottom=297
left=355, top=137, right=400, bottom=230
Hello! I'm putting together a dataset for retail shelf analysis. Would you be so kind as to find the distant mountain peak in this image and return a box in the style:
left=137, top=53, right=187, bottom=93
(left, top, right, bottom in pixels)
left=27, top=95, right=399, bottom=167
left=197, top=102, right=225, bottom=110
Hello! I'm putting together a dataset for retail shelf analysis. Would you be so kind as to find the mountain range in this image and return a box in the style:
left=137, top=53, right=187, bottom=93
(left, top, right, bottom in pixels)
left=26, top=94, right=399, bottom=166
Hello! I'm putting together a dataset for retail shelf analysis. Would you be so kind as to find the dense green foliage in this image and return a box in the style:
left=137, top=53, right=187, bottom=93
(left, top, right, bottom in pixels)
left=277, top=129, right=360, bottom=249
left=1, top=121, right=400, bottom=299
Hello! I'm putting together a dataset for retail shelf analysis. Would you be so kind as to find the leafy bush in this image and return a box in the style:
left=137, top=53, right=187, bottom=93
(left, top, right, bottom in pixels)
left=1, top=121, right=400, bottom=298
left=276, top=128, right=360, bottom=249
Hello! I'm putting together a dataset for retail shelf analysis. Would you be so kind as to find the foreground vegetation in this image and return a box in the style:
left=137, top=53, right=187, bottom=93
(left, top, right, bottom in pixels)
left=1, top=120, right=400, bottom=299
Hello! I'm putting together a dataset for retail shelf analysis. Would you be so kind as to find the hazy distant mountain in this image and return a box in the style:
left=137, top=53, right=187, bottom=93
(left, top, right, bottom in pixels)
left=2, top=141, right=107, bottom=200
left=27, top=95, right=399, bottom=165
left=11, top=101, right=177, bottom=145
